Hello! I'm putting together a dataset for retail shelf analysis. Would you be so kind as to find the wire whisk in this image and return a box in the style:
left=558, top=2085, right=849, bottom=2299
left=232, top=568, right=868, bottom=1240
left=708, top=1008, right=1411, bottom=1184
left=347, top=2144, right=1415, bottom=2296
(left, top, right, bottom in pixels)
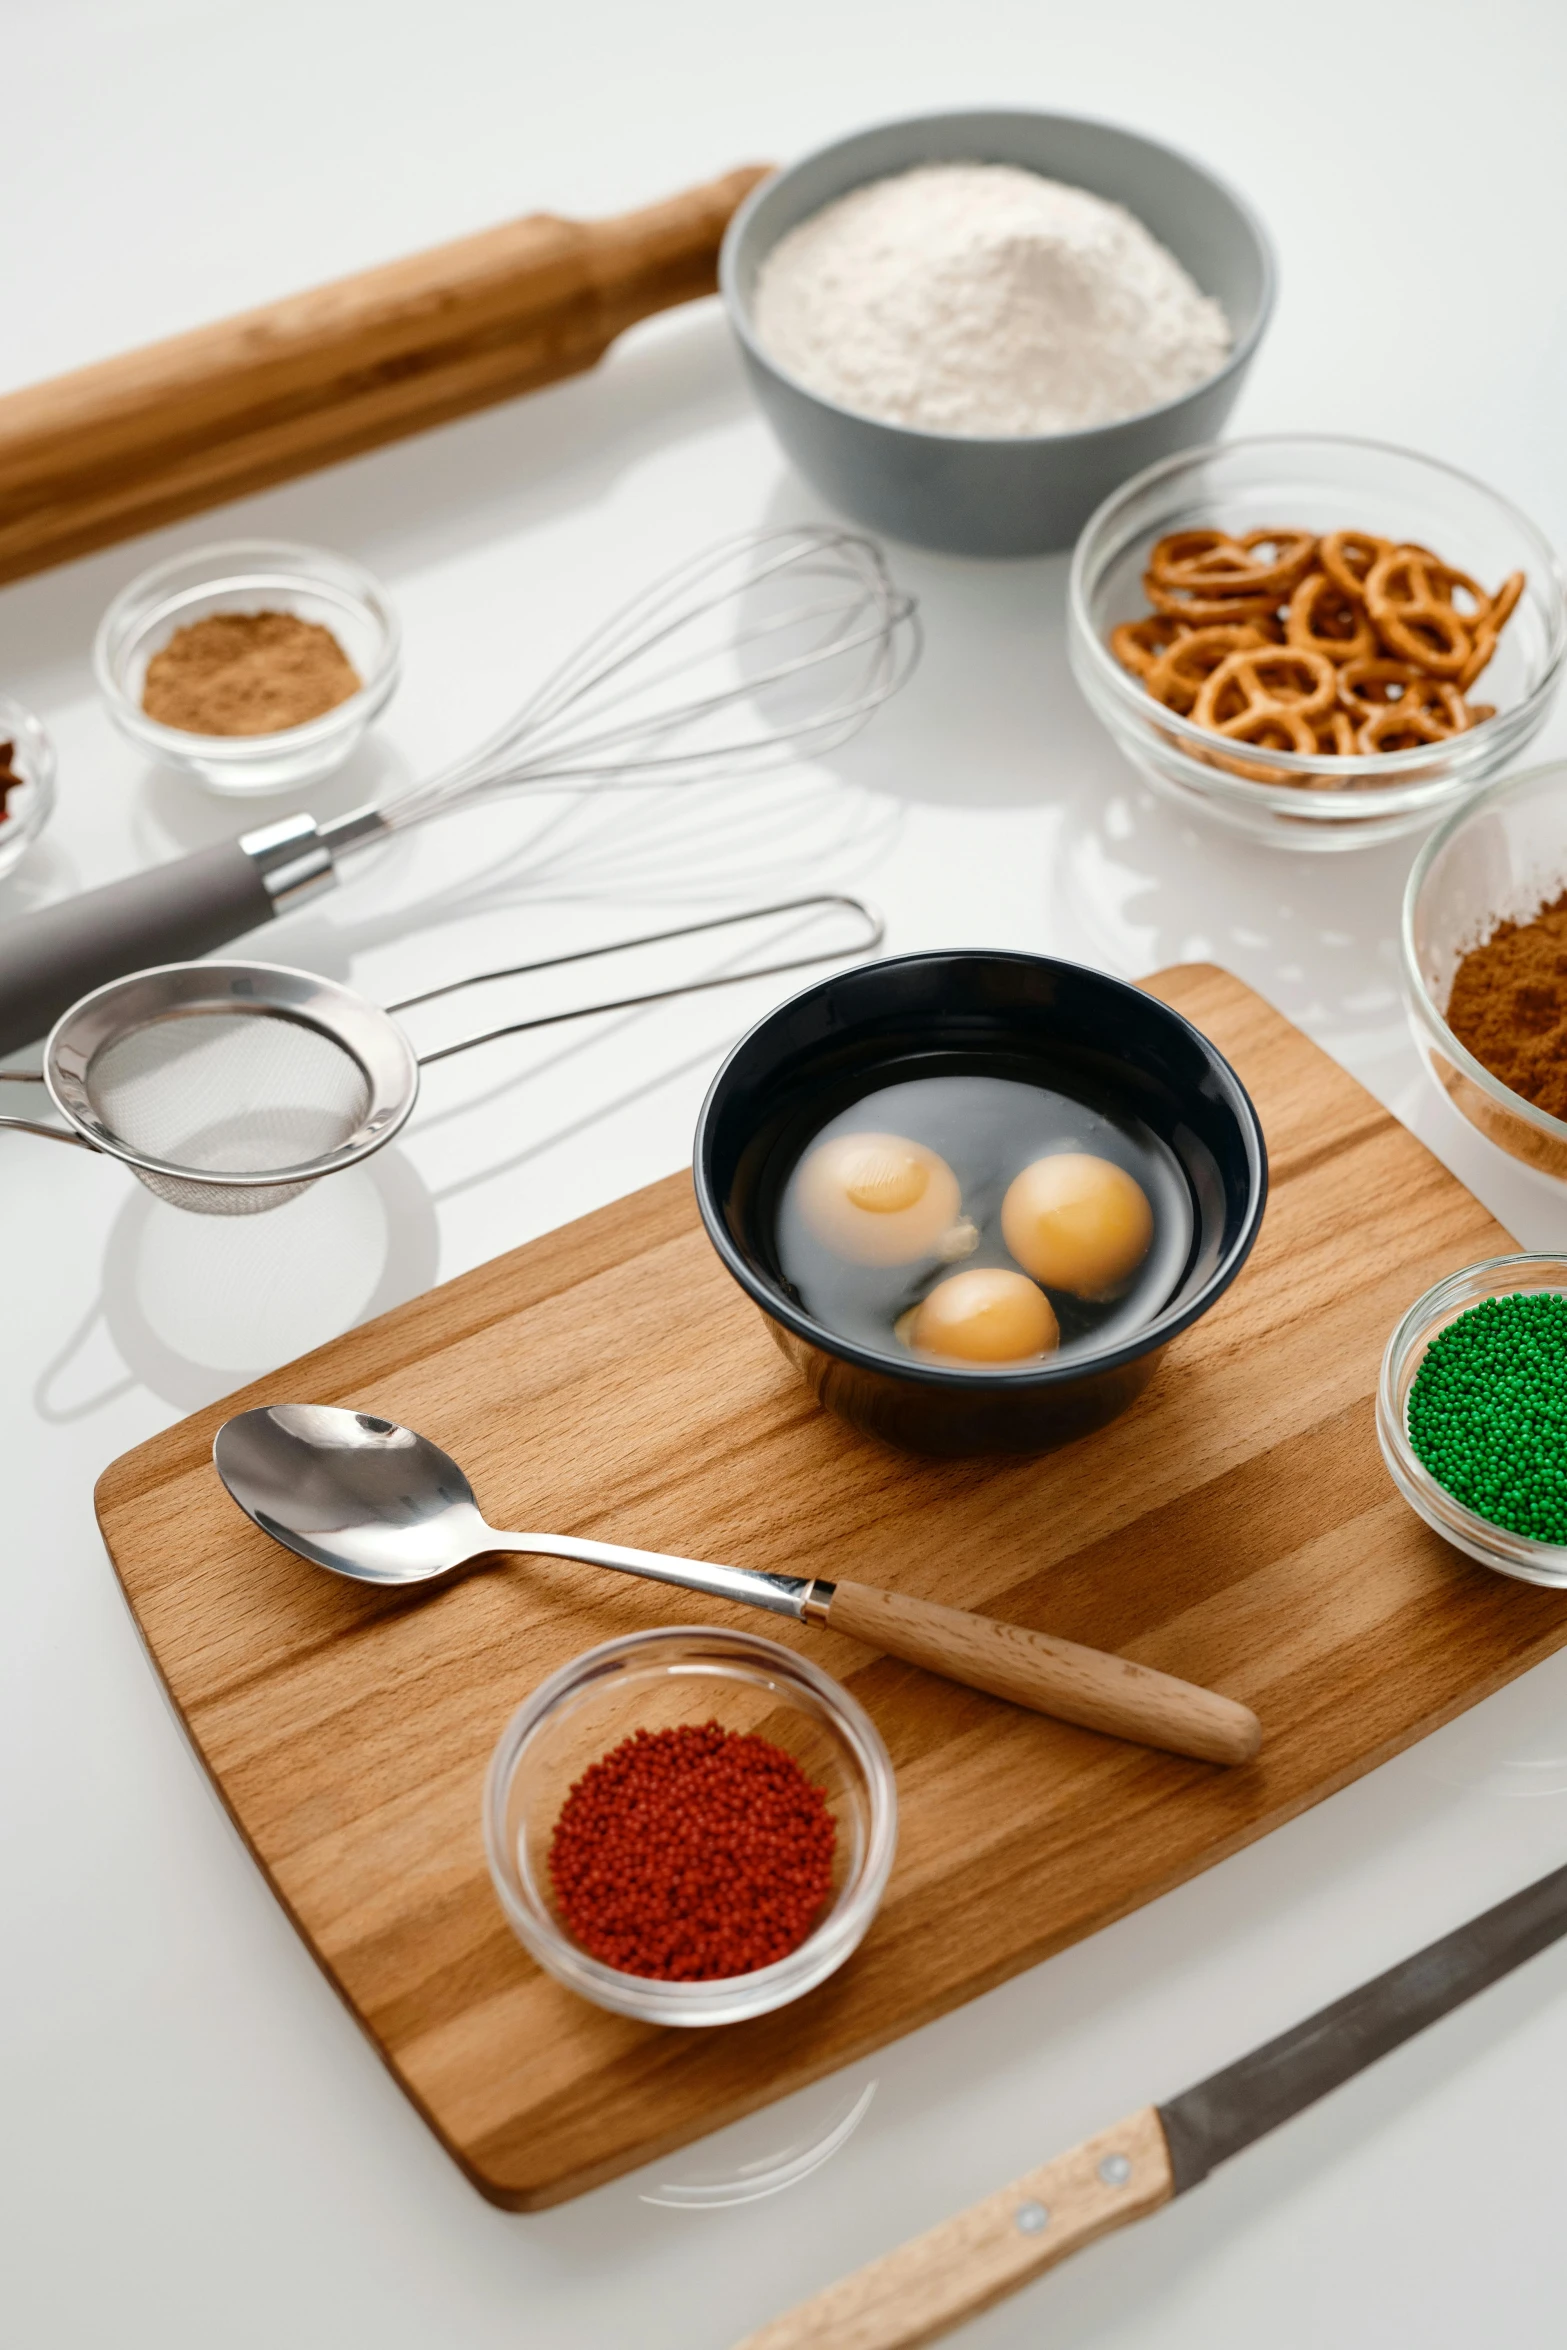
left=0, top=526, right=920, bottom=1057
left=333, top=524, right=920, bottom=845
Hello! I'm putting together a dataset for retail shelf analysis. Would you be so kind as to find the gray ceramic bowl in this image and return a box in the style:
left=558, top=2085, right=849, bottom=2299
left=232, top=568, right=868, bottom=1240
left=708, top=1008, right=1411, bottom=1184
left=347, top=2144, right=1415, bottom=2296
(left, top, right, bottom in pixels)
left=720, top=109, right=1275, bottom=558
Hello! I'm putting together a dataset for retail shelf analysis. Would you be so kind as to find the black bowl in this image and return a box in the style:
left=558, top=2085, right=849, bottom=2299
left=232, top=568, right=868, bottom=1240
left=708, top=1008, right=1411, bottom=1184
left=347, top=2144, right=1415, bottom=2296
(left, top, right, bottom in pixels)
left=693, top=952, right=1267, bottom=1457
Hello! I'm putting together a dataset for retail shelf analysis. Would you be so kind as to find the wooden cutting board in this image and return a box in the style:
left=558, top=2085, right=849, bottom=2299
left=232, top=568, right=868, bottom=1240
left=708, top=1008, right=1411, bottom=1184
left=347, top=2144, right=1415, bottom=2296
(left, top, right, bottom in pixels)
left=95, top=965, right=1566, bottom=2211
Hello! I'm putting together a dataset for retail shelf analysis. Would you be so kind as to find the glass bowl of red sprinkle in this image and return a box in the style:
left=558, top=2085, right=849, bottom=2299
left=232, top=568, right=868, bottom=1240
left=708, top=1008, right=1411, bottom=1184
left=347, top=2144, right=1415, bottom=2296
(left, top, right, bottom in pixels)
left=1377, top=1253, right=1567, bottom=1588
left=484, top=1626, right=898, bottom=2026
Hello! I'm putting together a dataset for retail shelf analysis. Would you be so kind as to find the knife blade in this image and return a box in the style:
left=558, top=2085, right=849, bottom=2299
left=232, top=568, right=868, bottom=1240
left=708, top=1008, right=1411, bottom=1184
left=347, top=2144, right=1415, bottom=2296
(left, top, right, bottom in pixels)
left=735, top=1858, right=1567, bottom=2350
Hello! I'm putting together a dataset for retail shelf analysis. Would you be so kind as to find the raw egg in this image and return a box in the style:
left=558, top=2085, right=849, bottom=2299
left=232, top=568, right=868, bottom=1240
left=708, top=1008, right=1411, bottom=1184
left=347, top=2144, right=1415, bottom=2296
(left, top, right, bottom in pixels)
left=795, top=1132, right=963, bottom=1266
left=904, top=1268, right=1059, bottom=1364
left=1001, top=1152, right=1153, bottom=1299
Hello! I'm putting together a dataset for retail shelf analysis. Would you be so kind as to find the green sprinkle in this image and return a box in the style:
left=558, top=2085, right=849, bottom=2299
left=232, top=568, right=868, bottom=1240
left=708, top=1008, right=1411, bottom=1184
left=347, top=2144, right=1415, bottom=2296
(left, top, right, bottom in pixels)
left=1408, top=1291, right=1567, bottom=1543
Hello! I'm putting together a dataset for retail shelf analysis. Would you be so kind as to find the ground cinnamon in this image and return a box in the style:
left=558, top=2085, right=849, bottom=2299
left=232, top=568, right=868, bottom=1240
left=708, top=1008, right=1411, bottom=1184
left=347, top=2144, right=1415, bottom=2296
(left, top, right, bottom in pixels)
left=142, top=610, right=361, bottom=736
left=1446, top=890, right=1567, bottom=1119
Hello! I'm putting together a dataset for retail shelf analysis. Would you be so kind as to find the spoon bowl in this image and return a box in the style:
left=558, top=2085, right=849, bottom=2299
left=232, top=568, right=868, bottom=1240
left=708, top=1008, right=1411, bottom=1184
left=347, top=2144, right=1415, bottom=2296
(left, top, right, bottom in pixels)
left=215, top=1404, right=494, bottom=1585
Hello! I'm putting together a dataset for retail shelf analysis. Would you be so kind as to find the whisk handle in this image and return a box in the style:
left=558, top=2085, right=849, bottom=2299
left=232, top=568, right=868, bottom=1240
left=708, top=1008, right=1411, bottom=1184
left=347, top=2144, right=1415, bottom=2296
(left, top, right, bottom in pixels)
left=0, top=815, right=335, bottom=1054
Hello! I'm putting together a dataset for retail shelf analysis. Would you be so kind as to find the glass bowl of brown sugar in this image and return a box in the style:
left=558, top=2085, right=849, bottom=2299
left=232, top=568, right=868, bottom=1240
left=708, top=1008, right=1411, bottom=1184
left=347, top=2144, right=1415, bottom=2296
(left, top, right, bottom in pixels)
left=94, top=540, right=400, bottom=795
left=1403, top=760, right=1567, bottom=1177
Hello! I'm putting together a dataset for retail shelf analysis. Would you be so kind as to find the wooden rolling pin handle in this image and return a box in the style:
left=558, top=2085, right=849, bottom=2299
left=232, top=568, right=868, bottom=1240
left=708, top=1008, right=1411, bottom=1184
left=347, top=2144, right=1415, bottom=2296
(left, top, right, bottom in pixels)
left=817, top=1580, right=1260, bottom=1767
left=733, top=2106, right=1174, bottom=2350
left=0, top=163, right=773, bottom=584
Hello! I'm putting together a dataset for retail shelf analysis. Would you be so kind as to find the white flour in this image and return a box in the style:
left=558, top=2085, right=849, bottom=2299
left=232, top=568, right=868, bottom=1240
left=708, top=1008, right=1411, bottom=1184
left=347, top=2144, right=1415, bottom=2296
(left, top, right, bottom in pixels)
left=752, top=163, right=1232, bottom=437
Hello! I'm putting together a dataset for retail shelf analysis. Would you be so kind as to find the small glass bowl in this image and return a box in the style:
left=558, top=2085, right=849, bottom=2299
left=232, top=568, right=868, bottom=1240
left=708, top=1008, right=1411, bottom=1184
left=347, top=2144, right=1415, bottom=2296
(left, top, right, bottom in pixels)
left=484, top=1625, right=897, bottom=2027
left=1377, top=1254, right=1567, bottom=1588
left=0, top=693, right=57, bottom=881
left=93, top=539, right=400, bottom=796
left=1403, top=759, right=1567, bottom=1179
left=1069, top=434, right=1567, bottom=852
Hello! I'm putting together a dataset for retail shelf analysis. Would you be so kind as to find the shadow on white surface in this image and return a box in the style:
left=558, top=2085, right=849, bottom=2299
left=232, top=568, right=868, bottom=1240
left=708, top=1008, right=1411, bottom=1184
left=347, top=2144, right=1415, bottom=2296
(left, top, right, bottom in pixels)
left=33, top=1143, right=439, bottom=1415
left=756, top=477, right=1114, bottom=813
left=129, top=726, right=419, bottom=862
left=1056, top=778, right=1418, bottom=1020
left=0, top=830, right=79, bottom=925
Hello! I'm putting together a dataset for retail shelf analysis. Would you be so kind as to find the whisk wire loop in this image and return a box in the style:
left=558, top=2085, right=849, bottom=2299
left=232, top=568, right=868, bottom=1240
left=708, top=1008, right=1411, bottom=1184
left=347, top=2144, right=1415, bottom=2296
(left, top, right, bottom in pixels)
left=373, top=525, right=918, bottom=831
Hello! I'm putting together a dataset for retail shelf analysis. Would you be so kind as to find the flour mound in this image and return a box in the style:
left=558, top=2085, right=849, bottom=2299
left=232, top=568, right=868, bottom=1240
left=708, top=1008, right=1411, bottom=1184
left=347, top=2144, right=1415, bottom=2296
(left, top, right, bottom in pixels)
left=752, top=162, right=1233, bottom=438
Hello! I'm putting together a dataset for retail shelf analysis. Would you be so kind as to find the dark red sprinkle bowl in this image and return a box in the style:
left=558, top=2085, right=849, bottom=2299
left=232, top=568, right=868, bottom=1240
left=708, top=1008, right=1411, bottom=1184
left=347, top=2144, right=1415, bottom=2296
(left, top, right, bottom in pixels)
left=484, top=1626, right=897, bottom=2026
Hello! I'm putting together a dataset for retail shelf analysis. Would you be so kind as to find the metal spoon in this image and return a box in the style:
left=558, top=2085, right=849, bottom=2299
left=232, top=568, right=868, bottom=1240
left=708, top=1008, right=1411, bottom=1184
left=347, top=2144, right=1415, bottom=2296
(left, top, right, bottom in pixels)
left=213, top=1404, right=1261, bottom=1766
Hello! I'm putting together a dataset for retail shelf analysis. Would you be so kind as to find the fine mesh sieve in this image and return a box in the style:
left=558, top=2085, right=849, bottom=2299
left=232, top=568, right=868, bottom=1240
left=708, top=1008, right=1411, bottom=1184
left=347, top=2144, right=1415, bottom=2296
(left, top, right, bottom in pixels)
left=0, top=894, right=881, bottom=1215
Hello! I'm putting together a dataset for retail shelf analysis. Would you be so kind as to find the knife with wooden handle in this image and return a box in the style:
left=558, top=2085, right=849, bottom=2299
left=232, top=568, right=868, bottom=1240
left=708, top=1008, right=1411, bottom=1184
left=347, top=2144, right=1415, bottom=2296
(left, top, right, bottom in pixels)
left=0, top=163, right=770, bottom=585
left=735, top=1859, right=1567, bottom=2349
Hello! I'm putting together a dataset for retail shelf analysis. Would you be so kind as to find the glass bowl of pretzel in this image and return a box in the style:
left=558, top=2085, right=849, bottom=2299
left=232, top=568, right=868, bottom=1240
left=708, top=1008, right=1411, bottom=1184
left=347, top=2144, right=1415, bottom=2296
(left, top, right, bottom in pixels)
left=1068, top=435, right=1567, bottom=849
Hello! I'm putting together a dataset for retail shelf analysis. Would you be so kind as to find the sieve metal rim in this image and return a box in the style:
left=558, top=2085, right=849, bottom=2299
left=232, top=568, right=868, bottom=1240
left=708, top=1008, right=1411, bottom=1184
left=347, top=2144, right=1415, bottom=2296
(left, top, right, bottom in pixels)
left=43, top=960, right=419, bottom=1191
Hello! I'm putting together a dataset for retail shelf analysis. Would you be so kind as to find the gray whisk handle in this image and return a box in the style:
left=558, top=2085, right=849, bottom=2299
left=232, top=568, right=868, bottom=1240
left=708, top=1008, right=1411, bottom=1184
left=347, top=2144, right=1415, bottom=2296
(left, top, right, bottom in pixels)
left=0, top=814, right=337, bottom=1055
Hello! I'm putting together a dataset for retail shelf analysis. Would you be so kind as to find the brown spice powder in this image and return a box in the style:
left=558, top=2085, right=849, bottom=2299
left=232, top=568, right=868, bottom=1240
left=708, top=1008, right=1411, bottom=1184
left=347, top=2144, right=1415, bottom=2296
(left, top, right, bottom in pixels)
left=1446, top=890, right=1567, bottom=1120
left=142, top=611, right=361, bottom=737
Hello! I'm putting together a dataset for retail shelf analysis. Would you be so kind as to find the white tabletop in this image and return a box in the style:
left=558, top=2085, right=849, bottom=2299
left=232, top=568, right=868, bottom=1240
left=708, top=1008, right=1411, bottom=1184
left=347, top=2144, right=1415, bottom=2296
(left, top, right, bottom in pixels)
left=8, top=5, right=1567, bottom=2344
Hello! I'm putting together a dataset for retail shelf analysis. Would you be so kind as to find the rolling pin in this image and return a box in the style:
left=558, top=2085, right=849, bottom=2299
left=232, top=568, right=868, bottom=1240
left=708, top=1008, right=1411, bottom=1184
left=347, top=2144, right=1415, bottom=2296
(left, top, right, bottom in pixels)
left=0, top=164, right=771, bottom=587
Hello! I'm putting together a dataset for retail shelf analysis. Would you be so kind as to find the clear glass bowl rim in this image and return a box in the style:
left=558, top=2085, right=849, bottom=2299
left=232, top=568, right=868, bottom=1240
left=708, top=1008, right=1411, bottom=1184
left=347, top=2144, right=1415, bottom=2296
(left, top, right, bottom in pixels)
left=1068, top=431, right=1567, bottom=812
left=91, top=536, right=401, bottom=753
left=1400, top=757, right=1567, bottom=1149
left=482, top=1624, right=899, bottom=2023
left=1376, top=1252, right=1567, bottom=1587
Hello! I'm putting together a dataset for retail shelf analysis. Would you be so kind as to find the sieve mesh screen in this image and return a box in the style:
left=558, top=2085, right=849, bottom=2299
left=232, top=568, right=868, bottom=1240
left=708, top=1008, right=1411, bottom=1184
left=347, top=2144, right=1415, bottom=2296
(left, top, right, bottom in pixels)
left=85, top=1009, right=371, bottom=1174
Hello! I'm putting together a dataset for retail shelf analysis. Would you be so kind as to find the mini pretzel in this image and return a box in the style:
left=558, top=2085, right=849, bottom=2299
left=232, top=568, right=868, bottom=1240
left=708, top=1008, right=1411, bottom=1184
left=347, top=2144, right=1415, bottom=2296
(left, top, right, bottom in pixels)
left=1145, top=530, right=1256, bottom=589
left=1365, top=549, right=1472, bottom=677
left=1337, top=657, right=1428, bottom=714
left=1315, top=708, right=1360, bottom=755
left=1143, top=575, right=1281, bottom=627
left=1148, top=526, right=1315, bottom=601
left=1144, top=623, right=1267, bottom=713
left=1228, top=529, right=1318, bottom=597
left=1286, top=571, right=1376, bottom=664
left=1318, top=530, right=1390, bottom=604
left=1110, top=613, right=1188, bottom=677
left=1208, top=704, right=1318, bottom=753
left=1357, top=703, right=1459, bottom=754
left=1193, top=646, right=1338, bottom=730
left=1455, top=574, right=1523, bottom=691
left=1486, top=570, right=1526, bottom=633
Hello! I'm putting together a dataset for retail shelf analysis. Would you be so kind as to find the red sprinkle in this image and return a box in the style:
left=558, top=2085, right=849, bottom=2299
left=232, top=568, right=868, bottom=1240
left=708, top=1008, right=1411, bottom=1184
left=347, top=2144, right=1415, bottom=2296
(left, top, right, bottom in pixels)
left=548, top=1720, right=837, bottom=1980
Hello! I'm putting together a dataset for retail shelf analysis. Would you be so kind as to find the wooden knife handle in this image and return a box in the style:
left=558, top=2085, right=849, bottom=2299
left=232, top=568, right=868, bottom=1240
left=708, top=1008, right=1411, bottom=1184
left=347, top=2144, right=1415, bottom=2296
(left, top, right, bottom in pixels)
left=821, top=1580, right=1260, bottom=1766
left=733, top=2106, right=1174, bottom=2350
left=0, top=162, right=771, bottom=586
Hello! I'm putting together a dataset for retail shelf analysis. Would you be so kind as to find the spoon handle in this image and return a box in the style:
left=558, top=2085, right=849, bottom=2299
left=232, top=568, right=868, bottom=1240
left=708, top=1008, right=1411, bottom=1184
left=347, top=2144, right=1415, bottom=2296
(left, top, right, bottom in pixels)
left=501, top=1533, right=1258, bottom=1767
left=817, top=1580, right=1260, bottom=1768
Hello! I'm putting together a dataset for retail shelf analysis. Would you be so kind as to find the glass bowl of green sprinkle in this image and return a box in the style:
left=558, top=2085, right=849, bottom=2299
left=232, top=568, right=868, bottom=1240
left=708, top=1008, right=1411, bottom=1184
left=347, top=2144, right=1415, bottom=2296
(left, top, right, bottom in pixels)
left=1378, top=1254, right=1567, bottom=1586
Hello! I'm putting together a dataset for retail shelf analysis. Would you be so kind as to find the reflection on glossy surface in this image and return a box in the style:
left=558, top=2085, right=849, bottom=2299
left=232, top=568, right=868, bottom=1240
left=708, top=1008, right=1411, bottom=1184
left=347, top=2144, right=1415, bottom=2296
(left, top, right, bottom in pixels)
left=640, top=2077, right=878, bottom=2208
left=1418, top=1649, right=1567, bottom=1797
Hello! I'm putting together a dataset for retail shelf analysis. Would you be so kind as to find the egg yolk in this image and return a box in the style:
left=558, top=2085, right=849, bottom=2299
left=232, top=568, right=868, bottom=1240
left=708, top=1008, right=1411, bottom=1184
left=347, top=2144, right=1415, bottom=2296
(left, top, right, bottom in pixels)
left=906, top=1268, right=1059, bottom=1364
left=796, top=1132, right=963, bottom=1266
left=1001, top=1153, right=1153, bottom=1299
